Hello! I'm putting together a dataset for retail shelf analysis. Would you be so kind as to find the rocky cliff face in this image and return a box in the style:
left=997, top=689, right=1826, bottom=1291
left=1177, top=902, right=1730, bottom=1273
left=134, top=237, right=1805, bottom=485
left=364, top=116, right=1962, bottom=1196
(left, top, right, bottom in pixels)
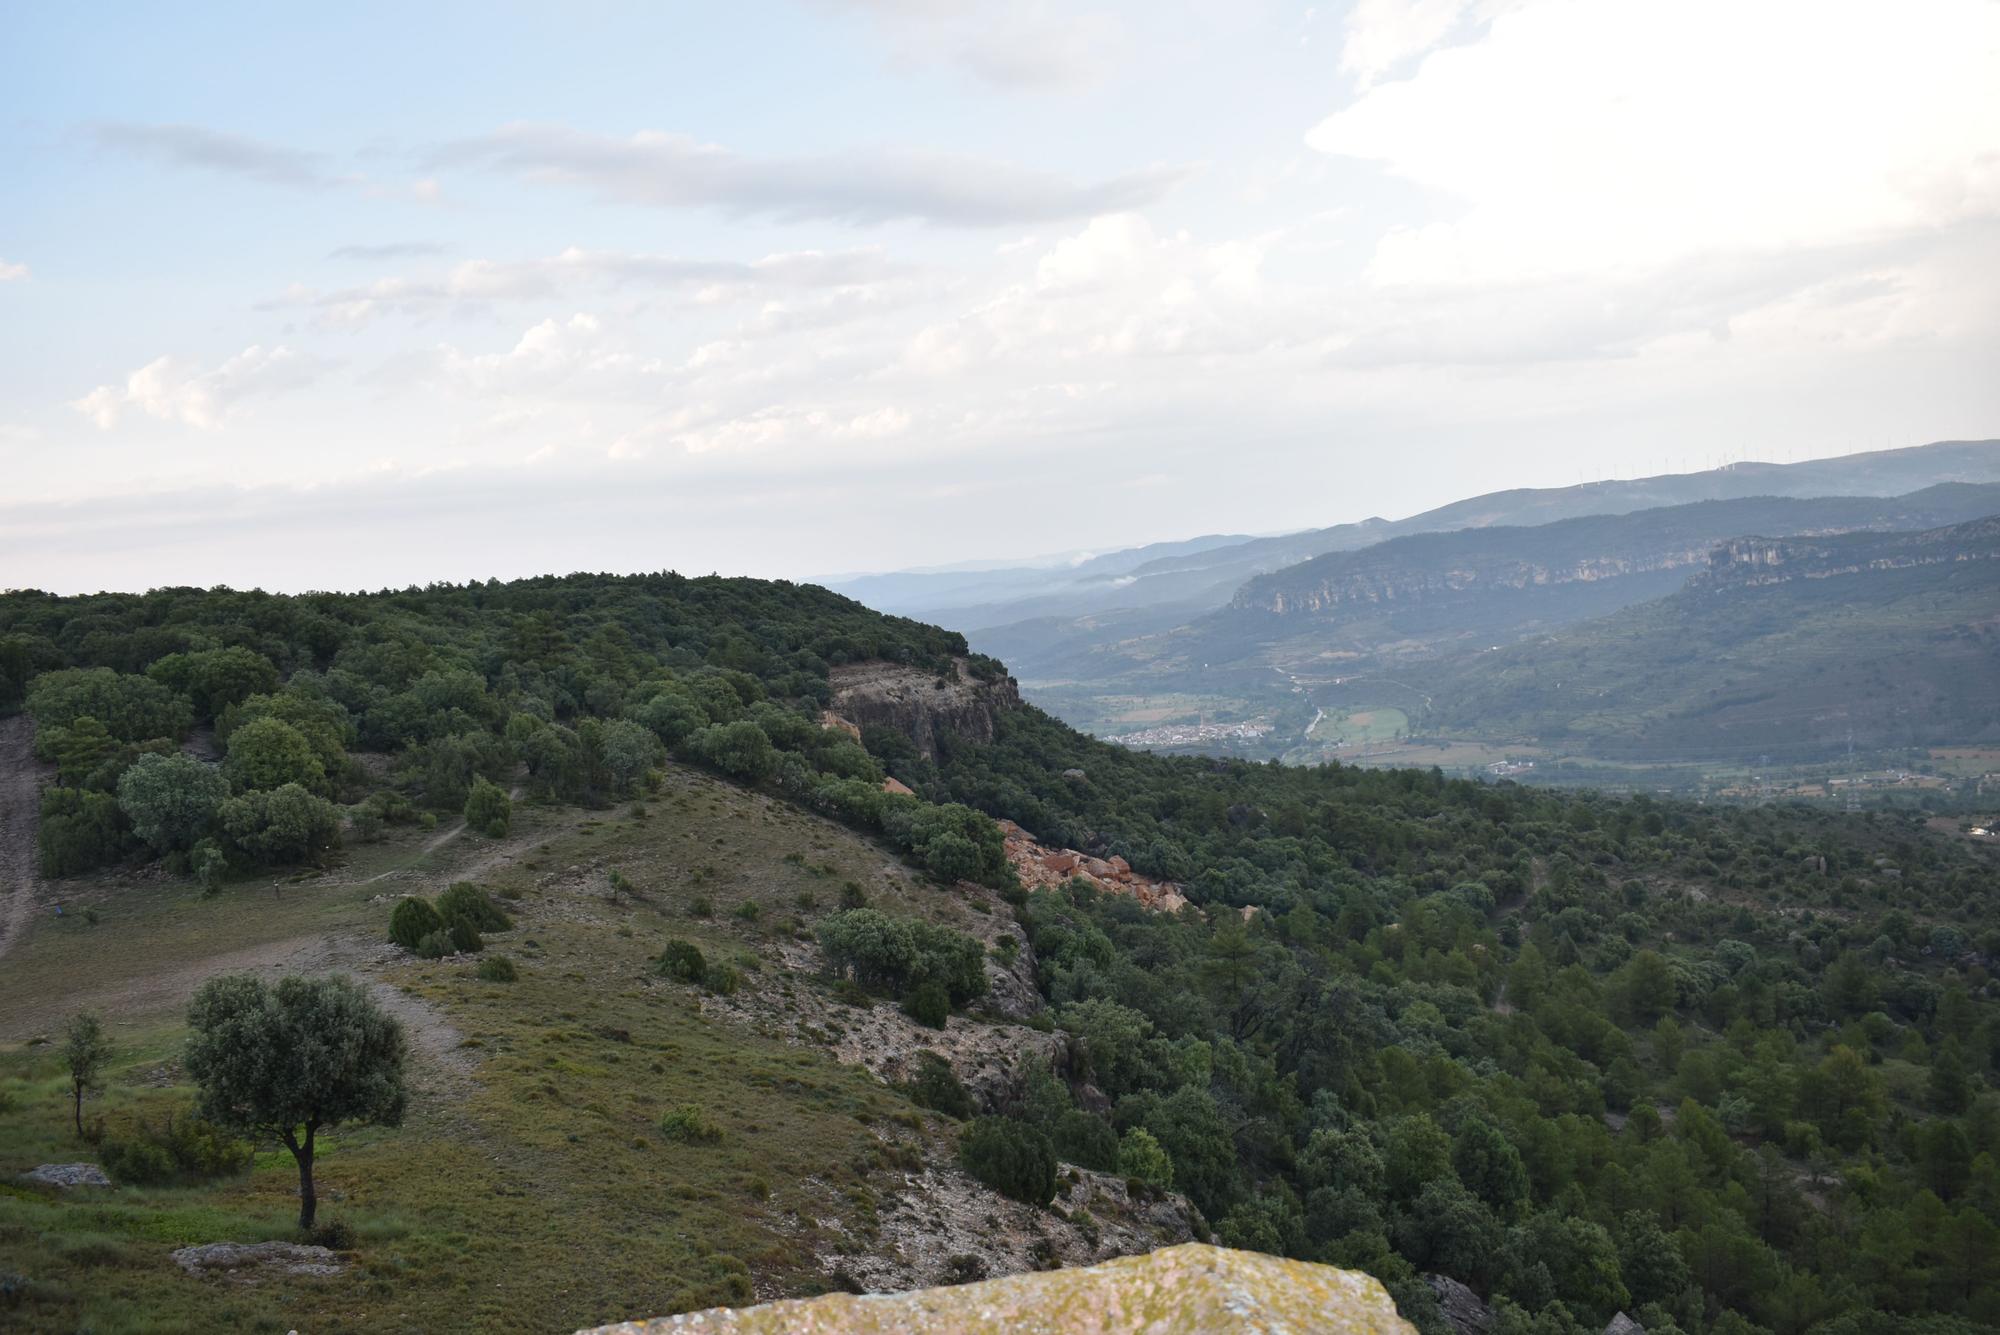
left=1229, top=489, right=2000, bottom=619
left=829, top=659, right=1021, bottom=761
left=579, top=1243, right=1416, bottom=1334
left=1237, top=548, right=1716, bottom=615
left=1695, top=515, right=2000, bottom=590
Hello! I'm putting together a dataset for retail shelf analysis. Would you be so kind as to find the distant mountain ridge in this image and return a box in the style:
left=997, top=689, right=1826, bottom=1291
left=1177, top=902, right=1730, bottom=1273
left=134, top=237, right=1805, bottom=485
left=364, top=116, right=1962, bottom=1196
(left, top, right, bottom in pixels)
left=1409, top=514, right=2000, bottom=760
left=834, top=440, right=2000, bottom=646
left=1694, top=512, right=2000, bottom=590
left=1229, top=483, right=2000, bottom=622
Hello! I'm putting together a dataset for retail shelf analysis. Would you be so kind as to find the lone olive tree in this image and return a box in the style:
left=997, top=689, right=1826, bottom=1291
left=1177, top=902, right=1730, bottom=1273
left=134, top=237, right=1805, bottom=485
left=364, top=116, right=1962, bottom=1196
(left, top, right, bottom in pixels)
left=62, top=1012, right=113, bottom=1137
left=184, top=974, right=408, bottom=1229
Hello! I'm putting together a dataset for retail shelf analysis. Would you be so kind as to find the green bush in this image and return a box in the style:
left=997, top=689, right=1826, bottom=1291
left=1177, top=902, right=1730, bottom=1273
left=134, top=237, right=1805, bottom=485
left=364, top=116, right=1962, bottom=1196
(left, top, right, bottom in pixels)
left=191, top=838, right=227, bottom=892
left=447, top=919, right=484, bottom=954
left=817, top=908, right=987, bottom=1012
left=415, top=929, right=456, bottom=960
left=476, top=955, right=518, bottom=982
left=1052, top=1110, right=1120, bottom=1172
left=904, top=1051, right=974, bottom=1119
left=37, top=787, right=130, bottom=877
left=218, top=783, right=342, bottom=866
left=1117, top=1127, right=1174, bottom=1189
left=705, top=964, right=742, bottom=997
left=903, top=979, right=950, bottom=1029
left=464, top=777, right=511, bottom=838
left=959, top=1116, right=1058, bottom=1206
left=99, top=1112, right=253, bottom=1185
left=436, top=882, right=512, bottom=933
left=389, top=897, right=445, bottom=950
left=657, top=938, right=708, bottom=985
left=660, top=1105, right=724, bottom=1144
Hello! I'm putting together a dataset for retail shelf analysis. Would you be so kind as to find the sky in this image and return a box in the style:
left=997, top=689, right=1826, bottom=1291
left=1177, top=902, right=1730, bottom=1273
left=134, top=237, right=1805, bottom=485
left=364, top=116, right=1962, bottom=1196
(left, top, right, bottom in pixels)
left=3, top=0, right=1998, bottom=594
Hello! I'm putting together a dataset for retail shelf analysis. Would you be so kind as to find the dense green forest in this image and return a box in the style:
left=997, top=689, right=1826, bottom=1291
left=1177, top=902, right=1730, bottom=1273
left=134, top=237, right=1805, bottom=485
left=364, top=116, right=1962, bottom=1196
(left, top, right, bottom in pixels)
left=5, top=573, right=1998, bottom=1334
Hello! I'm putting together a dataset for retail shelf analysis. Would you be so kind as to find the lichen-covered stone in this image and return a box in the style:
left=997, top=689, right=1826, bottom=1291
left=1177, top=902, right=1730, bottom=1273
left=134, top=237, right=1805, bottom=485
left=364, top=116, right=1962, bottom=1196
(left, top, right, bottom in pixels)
left=171, top=1241, right=344, bottom=1279
left=580, top=1243, right=1416, bottom=1335
left=21, top=1162, right=110, bottom=1188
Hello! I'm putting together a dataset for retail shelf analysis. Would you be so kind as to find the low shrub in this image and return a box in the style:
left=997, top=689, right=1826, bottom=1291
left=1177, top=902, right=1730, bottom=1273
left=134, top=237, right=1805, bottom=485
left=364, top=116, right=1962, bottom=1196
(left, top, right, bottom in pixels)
left=99, top=1112, right=252, bottom=1186
left=1052, top=1109, right=1119, bottom=1172
left=476, top=955, right=519, bottom=982
left=436, top=882, right=511, bottom=933
left=660, top=1105, right=724, bottom=1145
left=959, top=1116, right=1057, bottom=1206
left=389, top=897, right=444, bottom=950
left=306, top=1219, right=356, bottom=1250
left=903, top=979, right=950, bottom=1029
left=657, top=939, right=707, bottom=985
left=903, top=1051, right=973, bottom=1119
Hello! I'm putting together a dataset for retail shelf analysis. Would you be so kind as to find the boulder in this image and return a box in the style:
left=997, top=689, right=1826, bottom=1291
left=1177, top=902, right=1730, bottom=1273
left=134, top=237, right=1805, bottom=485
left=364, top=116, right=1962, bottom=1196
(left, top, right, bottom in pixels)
left=1042, top=852, right=1080, bottom=875
left=1603, top=1315, right=1645, bottom=1335
left=21, top=1163, right=110, bottom=1189
left=1426, top=1275, right=1493, bottom=1335
left=171, top=1241, right=344, bottom=1279
left=1082, top=858, right=1115, bottom=879
left=580, top=1243, right=1416, bottom=1334
left=1107, top=856, right=1131, bottom=878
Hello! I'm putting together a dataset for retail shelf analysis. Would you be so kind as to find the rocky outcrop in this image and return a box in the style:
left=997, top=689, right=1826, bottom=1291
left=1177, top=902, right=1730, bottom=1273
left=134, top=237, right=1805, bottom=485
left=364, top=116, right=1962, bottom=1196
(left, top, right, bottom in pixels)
left=1427, top=1274, right=1493, bottom=1335
left=580, top=1242, right=1415, bottom=1334
left=171, top=1241, right=344, bottom=1279
left=996, top=820, right=1189, bottom=914
left=1694, top=515, right=2000, bottom=591
left=21, top=1162, right=110, bottom=1189
left=830, top=660, right=1021, bottom=761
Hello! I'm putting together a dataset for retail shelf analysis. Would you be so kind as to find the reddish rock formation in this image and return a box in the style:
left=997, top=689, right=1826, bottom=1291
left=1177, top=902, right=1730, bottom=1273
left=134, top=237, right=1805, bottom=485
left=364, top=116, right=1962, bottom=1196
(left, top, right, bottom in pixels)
left=999, top=822, right=1188, bottom=914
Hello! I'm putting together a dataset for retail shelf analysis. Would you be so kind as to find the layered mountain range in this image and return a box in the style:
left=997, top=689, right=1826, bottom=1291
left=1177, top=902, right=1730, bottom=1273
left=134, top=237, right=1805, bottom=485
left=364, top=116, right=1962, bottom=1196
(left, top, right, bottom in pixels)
left=833, top=439, right=2000, bottom=772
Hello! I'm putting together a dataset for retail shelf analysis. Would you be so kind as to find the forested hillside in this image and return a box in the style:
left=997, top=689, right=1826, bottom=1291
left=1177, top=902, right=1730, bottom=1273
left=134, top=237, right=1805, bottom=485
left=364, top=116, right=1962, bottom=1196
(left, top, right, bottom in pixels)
left=4, top=573, right=1998, bottom=1334
left=1412, top=517, right=2000, bottom=761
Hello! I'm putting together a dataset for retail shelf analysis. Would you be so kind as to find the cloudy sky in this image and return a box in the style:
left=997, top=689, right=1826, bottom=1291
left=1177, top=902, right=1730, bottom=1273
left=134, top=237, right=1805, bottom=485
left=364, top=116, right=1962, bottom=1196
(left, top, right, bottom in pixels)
left=4, top=0, right=1998, bottom=594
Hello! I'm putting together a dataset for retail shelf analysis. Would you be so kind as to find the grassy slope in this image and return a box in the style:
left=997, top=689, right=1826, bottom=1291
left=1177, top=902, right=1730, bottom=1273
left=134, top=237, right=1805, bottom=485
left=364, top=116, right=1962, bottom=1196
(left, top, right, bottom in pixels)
left=0, top=764, right=989, bottom=1335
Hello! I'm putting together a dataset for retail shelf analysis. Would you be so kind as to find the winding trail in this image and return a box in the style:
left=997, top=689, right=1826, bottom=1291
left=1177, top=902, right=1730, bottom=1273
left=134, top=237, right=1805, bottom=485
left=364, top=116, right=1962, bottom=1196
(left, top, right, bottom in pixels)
left=0, top=714, right=50, bottom=966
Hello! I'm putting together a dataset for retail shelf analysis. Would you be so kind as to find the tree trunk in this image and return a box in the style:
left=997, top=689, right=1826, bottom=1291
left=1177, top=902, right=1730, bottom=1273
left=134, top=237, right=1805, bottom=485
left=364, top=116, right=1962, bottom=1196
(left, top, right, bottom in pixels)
left=72, top=1082, right=83, bottom=1138
left=285, top=1125, right=318, bottom=1231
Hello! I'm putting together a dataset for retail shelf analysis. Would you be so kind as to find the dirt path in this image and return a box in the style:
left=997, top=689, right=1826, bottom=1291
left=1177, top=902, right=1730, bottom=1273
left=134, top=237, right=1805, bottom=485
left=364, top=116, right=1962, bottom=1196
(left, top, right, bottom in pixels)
left=0, top=713, right=51, bottom=965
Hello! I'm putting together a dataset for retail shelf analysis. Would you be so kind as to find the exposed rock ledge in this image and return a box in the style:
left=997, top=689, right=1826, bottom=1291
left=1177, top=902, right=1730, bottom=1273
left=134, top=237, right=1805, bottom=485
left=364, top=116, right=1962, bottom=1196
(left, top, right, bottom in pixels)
left=829, top=659, right=1020, bottom=762
left=580, top=1242, right=1415, bottom=1334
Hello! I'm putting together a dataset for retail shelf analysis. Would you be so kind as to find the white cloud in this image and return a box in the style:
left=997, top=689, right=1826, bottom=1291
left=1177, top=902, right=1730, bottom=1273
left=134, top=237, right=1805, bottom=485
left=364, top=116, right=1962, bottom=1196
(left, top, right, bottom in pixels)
left=822, top=1, right=1123, bottom=90
left=1310, top=0, right=2000, bottom=284
left=0, top=259, right=27, bottom=282
left=905, top=212, right=1282, bottom=373
left=266, top=245, right=907, bottom=326
left=71, top=345, right=320, bottom=429
left=92, top=122, right=331, bottom=187
left=1337, top=0, right=1526, bottom=89
left=432, top=123, right=1187, bottom=227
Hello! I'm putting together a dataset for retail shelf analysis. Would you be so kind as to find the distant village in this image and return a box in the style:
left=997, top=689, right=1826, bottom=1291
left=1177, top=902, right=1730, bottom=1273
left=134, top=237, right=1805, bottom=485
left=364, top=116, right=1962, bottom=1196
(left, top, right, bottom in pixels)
left=1104, top=719, right=1274, bottom=749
